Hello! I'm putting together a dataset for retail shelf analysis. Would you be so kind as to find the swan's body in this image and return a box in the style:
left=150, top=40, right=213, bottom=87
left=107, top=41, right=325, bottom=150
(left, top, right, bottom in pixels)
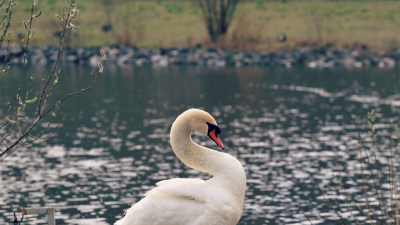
left=115, top=109, right=246, bottom=225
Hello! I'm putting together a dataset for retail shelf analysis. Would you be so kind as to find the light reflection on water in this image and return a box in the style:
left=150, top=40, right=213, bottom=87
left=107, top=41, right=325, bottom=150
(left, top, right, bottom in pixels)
left=0, top=65, right=400, bottom=224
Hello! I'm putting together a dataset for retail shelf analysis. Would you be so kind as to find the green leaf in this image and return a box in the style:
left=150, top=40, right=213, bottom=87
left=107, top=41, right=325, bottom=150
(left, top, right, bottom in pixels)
left=33, top=9, right=43, bottom=18
left=371, top=109, right=375, bottom=115
left=98, top=62, right=104, bottom=73
left=25, top=97, right=37, bottom=104
left=29, top=28, right=35, bottom=39
left=367, top=112, right=371, bottom=119
left=101, top=50, right=107, bottom=60
left=0, top=21, right=5, bottom=30
left=371, top=115, right=375, bottom=123
left=55, top=101, right=61, bottom=110
left=6, top=117, right=15, bottom=124
left=18, top=116, right=28, bottom=121
left=17, top=94, right=23, bottom=105
left=71, top=9, right=79, bottom=18
left=367, top=121, right=372, bottom=127
left=53, top=75, right=58, bottom=85
left=23, top=20, right=30, bottom=31
left=56, top=14, right=64, bottom=22
left=70, top=23, right=78, bottom=29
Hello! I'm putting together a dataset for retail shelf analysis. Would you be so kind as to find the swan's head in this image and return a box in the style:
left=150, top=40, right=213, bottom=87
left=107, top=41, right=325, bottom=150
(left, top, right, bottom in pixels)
left=183, top=109, right=225, bottom=150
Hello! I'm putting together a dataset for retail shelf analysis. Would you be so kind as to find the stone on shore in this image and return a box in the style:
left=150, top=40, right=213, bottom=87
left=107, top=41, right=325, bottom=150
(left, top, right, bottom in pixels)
left=0, top=44, right=398, bottom=69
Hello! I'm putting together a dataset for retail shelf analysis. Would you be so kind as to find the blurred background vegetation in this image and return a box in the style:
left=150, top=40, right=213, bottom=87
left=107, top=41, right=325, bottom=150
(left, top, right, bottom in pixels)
left=6, top=0, right=400, bottom=51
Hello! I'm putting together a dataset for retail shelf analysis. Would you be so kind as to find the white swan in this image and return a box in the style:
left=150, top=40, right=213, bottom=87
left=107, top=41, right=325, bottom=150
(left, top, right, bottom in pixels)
left=115, top=109, right=246, bottom=225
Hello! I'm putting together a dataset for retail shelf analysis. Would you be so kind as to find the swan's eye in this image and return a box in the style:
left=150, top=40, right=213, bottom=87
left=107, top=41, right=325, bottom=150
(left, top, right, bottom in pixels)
left=206, top=122, right=224, bottom=149
left=215, top=127, right=221, bottom=136
left=206, top=122, right=221, bottom=137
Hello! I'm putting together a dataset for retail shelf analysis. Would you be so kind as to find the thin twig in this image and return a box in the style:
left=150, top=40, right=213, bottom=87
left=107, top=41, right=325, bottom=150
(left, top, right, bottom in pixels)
left=298, top=203, right=315, bottom=225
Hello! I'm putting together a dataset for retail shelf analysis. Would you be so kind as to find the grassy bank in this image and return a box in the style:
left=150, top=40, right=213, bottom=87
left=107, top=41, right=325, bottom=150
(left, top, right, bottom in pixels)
left=7, top=0, right=400, bottom=50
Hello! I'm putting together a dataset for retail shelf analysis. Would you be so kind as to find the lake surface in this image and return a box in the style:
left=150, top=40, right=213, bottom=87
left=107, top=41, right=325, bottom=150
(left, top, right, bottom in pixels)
left=1, top=65, right=400, bottom=224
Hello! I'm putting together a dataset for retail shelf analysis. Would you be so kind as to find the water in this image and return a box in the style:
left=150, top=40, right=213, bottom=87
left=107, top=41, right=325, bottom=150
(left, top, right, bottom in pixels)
left=1, top=65, right=400, bottom=224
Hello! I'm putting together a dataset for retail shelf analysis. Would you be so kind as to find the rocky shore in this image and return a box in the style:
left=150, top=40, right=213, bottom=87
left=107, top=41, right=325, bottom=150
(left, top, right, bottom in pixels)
left=4, top=45, right=400, bottom=68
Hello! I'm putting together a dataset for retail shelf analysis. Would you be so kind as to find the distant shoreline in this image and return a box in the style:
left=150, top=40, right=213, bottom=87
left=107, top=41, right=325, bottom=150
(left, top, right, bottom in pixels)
left=4, top=45, right=400, bottom=68
left=6, top=1, right=399, bottom=50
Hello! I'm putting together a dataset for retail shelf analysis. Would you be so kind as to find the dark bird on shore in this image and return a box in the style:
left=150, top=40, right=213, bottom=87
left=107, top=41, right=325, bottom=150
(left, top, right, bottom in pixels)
left=102, top=23, right=113, bottom=33
left=278, top=33, right=287, bottom=42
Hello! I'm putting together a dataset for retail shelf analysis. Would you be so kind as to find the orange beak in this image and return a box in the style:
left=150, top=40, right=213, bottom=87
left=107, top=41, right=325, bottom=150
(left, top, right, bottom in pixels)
left=208, top=129, right=225, bottom=150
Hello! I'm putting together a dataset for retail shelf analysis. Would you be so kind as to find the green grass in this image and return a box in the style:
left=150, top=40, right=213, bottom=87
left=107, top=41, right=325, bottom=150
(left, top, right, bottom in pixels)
left=5, top=0, right=400, bottom=49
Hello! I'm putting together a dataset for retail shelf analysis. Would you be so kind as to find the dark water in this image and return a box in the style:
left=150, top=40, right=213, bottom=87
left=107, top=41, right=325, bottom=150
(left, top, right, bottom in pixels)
left=1, top=65, right=400, bottom=224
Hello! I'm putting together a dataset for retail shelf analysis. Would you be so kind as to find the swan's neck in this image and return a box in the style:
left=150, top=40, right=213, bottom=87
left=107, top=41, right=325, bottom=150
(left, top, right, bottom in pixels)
left=170, top=120, right=214, bottom=173
left=170, top=119, right=246, bottom=200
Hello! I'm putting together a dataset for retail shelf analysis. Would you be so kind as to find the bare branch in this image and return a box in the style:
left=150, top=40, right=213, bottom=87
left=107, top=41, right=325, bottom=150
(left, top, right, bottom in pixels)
left=0, top=0, right=106, bottom=162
